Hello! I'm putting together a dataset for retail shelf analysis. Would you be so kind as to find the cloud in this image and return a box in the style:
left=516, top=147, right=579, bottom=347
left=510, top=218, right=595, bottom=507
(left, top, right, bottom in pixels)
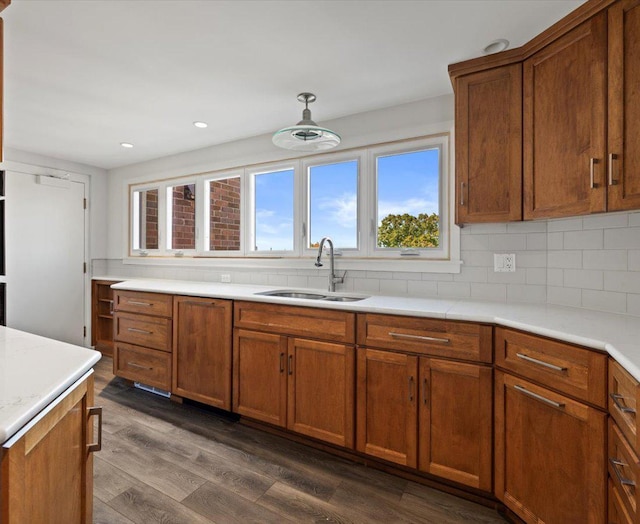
left=316, top=192, right=357, bottom=227
left=378, top=197, right=439, bottom=220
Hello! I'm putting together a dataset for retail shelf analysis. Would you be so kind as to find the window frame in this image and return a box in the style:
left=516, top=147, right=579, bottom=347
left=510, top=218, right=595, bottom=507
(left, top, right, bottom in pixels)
left=165, top=179, right=199, bottom=256
left=130, top=184, right=162, bottom=256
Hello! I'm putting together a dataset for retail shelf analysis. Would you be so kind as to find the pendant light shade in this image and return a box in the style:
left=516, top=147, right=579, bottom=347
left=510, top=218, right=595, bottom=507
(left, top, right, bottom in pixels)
left=272, top=93, right=341, bottom=151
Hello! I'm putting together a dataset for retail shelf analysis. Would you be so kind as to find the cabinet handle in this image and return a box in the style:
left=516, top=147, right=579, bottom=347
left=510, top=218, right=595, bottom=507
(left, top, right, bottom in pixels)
left=288, top=355, right=293, bottom=376
left=408, top=376, right=415, bottom=402
left=513, top=384, right=565, bottom=409
left=422, top=378, right=428, bottom=405
left=127, top=327, right=152, bottom=335
left=609, top=458, right=636, bottom=487
left=608, top=153, right=619, bottom=186
left=181, top=300, right=214, bottom=306
left=127, top=362, right=153, bottom=371
left=87, top=406, right=103, bottom=453
left=279, top=352, right=285, bottom=373
left=610, top=393, right=636, bottom=414
left=128, top=301, right=152, bottom=307
left=516, top=352, right=567, bottom=372
left=590, top=158, right=599, bottom=189
left=389, top=332, right=450, bottom=344
left=109, top=300, right=114, bottom=315
left=460, top=181, right=466, bottom=206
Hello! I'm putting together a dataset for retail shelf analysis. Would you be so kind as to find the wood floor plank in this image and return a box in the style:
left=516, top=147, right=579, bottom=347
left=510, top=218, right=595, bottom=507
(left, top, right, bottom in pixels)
left=93, top=456, right=145, bottom=503
left=93, top=497, right=135, bottom=524
left=182, top=480, right=289, bottom=523
left=107, top=485, right=212, bottom=524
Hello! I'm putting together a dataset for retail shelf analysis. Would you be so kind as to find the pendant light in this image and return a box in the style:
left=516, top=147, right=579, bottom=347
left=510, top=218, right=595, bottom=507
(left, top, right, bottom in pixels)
left=272, top=93, right=341, bottom=151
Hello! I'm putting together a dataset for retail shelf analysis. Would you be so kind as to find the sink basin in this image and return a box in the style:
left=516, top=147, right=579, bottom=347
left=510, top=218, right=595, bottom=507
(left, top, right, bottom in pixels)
left=256, top=290, right=368, bottom=302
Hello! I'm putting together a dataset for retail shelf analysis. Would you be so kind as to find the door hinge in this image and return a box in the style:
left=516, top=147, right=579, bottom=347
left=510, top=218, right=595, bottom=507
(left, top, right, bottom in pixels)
left=83, top=326, right=87, bottom=337
left=83, top=198, right=87, bottom=209
left=83, top=262, right=87, bottom=274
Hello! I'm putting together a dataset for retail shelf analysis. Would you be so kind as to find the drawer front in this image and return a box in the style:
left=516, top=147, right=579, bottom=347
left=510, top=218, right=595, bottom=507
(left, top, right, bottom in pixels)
left=610, top=359, right=639, bottom=454
left=114, top=312, right=172, bottom=352
left=609, top=419, right=639, bottom=519
left=234, top=301, right=355, bottom=344
left=610, top=479, right=635, bottom=524
left=114, top=343, right=171, bottom=390
left=357, top=314, right=492, bottom=363
left=114, top=290, right=173, bottom=317
left=495, top=328, right=607, bottom=407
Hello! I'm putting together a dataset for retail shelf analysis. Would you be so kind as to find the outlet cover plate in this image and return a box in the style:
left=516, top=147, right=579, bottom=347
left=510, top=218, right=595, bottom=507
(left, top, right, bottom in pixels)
left=221, top=274, right=231, bottom=283
left=494, top=253, right=516, bottom=272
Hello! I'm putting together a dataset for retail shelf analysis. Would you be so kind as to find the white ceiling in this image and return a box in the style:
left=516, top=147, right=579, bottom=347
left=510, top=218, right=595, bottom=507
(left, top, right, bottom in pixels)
left=3, top=0, right=583, bottom=170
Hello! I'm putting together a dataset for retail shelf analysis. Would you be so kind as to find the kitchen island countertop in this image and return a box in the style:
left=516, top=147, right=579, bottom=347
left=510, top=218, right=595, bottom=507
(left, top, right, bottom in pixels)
left=0, top=327, right=101, bottom=443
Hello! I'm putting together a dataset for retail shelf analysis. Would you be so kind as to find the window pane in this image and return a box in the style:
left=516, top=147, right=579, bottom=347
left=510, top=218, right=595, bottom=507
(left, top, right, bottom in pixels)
left=308, top=160, right=358, bottom=249
left=209, top=177, right=241, bottom=251
left=168, top=184, right=196, bottom=250
left=254, top=169, right=294, bottom=251
left=132, top=188, right=158, bottom=250
left=376, top=148, right=440, bottom=248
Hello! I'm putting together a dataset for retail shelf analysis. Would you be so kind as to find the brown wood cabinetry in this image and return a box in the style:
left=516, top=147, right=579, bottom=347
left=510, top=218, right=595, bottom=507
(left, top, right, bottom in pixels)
left=113, top=290, right=173, bottom=390
left=91, top=279, right=120, bottom=357
left=357, top=316, right=493, bottom=491
left=172, top=296, right=232, bottom=409
left=1, top=372, right=100, bottom=524
left=523, top=13, right=608, bottom=219
left=455, top=64, right=522, bottom=224
left=495, top=328, right=609, bottom=524
left=233, top=302, right=356, bottom=448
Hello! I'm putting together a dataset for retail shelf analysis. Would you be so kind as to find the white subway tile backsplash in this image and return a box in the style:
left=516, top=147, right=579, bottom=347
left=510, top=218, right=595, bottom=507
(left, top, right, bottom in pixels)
left=563, top=269, right=603, bottom=290
left=604, top=227, right=640, bottom=249
left=406, top=280, right=438, bottom=297
left=461, top=234, right=491, bottom=251
left=487, top=270, right=526, bottom=284
left=453, top=266, right=488, bottom=283
left=603, top=271, right=640, bottom=294
left=547, top=286, right=582, bottom=307
left=488, top=234, right=527, bottom=251
left=507, top=284, right=546, bottom=304
left=627, top=294, right=640, bottom=317
left=547, top=218, right=583, bottom=232
left=628, top=250, right=640, bottom=271
left=526, top=233, right=546, bottom=250
left=547, top=251, right=582, bottom=269
left=461, top=251, right=494, bottom=267
left=507, top=221, right=547, bottom=233
left=437, top=282, right=471, bottom=298
left=547, top=232, right=564, bottom=250
left=582, top=289, right=627, bottom=314
left=563, top=230, right=603, bottom=250
left=628, top=213, right=640, bottom=227
left=471, top=283, right=507, bottom=301
left=547, top=268, right=564, bottom=286
left=526, top=268, right=547, bottom=286
left=380, top=279, right=408, bottom=295
left=583, top=250, right=628, bottom=270
left=462, top=223, right=508, bottom=234
left=516, top=251, right=547, bottom=268
left=582, top=213, right=629, bottom=230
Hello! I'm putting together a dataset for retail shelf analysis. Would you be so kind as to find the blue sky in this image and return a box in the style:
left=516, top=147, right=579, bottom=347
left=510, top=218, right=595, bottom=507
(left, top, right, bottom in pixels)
left=254, top=148, right=440, bottom=251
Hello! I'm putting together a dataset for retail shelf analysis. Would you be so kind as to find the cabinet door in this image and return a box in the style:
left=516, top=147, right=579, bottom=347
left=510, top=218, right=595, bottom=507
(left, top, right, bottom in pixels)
left=233, top=329, right=287, bottom=427
left=608, top=0, right=640, bottom=211
left=91, top=280, right=119, bottom=357
left=523, top=13, right=607, bottom=219
left=173, top=297, right=232, bottom=409
left=356, top=348, right=418, bottom=468
left=455, top=64, right=522, bottom=224
left=495, top=371, right=606, bottom=524
left=287, top=338, right=355, bottom=448
left=1, top=373, right=97, bottom=523
left=419, top=359, right=492, bottom=491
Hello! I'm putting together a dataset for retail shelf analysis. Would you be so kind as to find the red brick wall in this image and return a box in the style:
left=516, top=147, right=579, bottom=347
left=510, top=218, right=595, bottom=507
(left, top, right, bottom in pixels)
left=209, top=178, right=241, bottom=251
left=144, top=189, right=158, bottom=249
left=172, top=185, right=196, bottom=250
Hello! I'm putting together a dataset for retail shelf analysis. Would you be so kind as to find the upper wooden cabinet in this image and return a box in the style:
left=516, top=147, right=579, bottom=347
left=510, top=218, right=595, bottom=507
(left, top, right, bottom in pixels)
left=608, top=0, right=640, bottom=210
left=523, top=13, right=608, bottom=219
left=455, top=64, right=522, bottom=224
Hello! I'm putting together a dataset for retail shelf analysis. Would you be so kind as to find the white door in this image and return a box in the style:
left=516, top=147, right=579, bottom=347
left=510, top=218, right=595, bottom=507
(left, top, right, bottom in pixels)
left=5, top=172, right=86, bottom=345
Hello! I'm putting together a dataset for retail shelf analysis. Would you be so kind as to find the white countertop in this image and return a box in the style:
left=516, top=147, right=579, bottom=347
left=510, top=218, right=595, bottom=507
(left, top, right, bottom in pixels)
left=0, top=327, right=101, bottom=443
left=112, top=278, right=640, bottom=383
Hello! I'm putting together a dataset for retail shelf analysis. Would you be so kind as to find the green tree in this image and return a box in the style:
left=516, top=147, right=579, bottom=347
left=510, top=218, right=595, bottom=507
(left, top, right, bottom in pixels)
left=377, top=213, right=439, bottom=248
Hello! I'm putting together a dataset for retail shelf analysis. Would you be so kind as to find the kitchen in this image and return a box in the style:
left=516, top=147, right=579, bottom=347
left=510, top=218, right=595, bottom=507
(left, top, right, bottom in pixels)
left=3, top=2, right=640, bottom=522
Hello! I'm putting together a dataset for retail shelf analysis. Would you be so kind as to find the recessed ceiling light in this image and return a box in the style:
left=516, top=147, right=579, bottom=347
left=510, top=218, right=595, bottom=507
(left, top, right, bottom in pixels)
left=483, top=39, right=509, bottom=55
left=120, top=142, right=134, bottom=148
left=193, top=121, right=208, bottom=128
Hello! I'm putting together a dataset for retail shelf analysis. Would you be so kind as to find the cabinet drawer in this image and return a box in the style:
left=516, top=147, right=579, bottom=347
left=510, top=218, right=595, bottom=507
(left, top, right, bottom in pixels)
left=114, top=343, right=171, bottom=390
left=609, top=419, right=639, bottom=519
left=357, top=314, right=492, bottom=363
left=610, top=479, right=635, bottom=524
left=495, top=328, right=606, bottom=407
left=234, top=301, right=355, bottom=344
left=114, top=290, right=173, bottom=317
left=610, top=359, right=640, bottom=454
left=114, top=312, right=172, bottom=352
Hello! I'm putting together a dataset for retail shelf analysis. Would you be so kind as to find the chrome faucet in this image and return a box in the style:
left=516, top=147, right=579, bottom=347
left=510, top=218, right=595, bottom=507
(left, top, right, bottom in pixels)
left=315, top=237, right=344, bottom=292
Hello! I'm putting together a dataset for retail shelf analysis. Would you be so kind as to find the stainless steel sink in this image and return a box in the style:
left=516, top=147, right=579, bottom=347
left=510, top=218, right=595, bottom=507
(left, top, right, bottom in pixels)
left=256, top=289, right=368, bottom=302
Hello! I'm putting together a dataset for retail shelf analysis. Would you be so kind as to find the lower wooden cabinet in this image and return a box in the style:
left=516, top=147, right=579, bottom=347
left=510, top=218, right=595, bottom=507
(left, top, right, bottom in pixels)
left=172, top=296, right=232, bottom=409
left=356, top=348, right=492, bottom=491
left=233, top=329, right=355, bottom=448
left=495, top=371, right=606, bottom=524
left=91, top=279, right=120, bottom=357
left=0, top=372, right=100, bottom=523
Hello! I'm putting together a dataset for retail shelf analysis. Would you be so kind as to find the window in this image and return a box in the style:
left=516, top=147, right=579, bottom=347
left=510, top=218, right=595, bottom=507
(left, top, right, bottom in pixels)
left=375, top=147, right=441, bottom=252
left=127, top=133, right=457, bottom=271
left=306, top=159, right=359, bottom=250
left=206, top=175, right=241, bottom=252
left=251, top=168, right=294, bottom=252
left=166, top=183, right=196, bottom=251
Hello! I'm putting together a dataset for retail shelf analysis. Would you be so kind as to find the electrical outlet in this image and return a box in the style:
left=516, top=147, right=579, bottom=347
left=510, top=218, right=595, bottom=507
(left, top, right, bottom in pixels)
left=221, top=274, right=231, bottom=283
left=494, top=254, right=516, bottom=272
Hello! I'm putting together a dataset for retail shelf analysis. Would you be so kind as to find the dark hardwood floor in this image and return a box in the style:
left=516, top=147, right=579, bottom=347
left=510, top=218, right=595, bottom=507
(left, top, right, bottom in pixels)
left=93, top=358, right=507, bottom=524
